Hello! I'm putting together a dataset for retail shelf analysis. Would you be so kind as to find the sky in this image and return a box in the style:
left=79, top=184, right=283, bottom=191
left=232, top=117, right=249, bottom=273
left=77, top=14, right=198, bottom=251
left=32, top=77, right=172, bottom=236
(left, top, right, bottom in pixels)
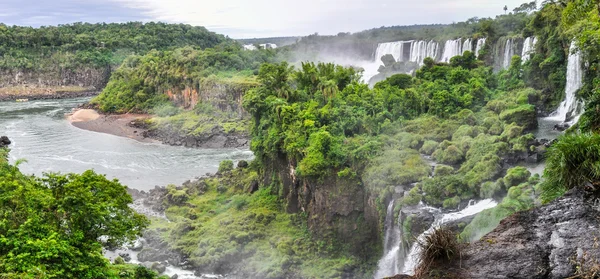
left=1, top=0, right=531, bottom=38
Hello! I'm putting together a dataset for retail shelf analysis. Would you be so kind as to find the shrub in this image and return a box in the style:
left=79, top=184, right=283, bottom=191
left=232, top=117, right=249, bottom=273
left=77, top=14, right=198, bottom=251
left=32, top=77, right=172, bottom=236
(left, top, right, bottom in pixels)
left=539, top=134, right=600, bottom=203
left=432, top=144, right=464, bottom=165
left=218, top=160, right=234, bottom=173
left=480, top=179, right=503, bottom=199
left=404, top=187, right=422, bottom=206
left=503, top=167, right=531, bottom=188
left=415, top=227, right=460, bottom=278
left=434, top=165, right=454, bottom=177
left=420, top=140, right=439, bottom=155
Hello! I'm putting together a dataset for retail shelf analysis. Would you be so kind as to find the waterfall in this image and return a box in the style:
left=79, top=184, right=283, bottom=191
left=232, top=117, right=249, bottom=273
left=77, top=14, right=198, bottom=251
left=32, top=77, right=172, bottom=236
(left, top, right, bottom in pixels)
left=502, top=39, right=514, bottom=69
left=462, top=38, right=473, bottom=54
left=475, top=38, right=486, bottom=57
left=440, top=39, right=463, bottom=63
left=375, top=41, right=407, bottom=63
left=521, top=37, right=536, bottom=62
left=402, top=199, right=498, bottom=275
left=546, top=42, right=585, bottom=123
left=409, top=40, right=440, bottom=65
left=373, top=200, right=404, bottom=279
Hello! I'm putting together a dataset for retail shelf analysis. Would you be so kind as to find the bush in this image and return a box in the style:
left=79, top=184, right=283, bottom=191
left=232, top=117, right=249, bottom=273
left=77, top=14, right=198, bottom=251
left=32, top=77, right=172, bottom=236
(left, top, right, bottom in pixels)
left=218, top=160, right=234, bottom=173
left=420, top=140, right=439, bottom=155
left=480, top=180, right=503, bottom=199
left=539, top=133, right=600, bottom=203
left=434, top=165, right=454, bottom=177
left=503, top=167, right=531, bottom=188
left=432, top=144, right=464, bottom=165
left=153, top=103, right=181, bottom=117
left=404, top=187, right=422, bottom=206
left=499, top=105, right=537, bottom=130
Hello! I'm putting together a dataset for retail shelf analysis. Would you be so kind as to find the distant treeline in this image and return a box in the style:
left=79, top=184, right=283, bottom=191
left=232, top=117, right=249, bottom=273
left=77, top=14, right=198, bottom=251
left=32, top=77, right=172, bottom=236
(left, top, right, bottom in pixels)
left=0, top=22, right=236, bottom=70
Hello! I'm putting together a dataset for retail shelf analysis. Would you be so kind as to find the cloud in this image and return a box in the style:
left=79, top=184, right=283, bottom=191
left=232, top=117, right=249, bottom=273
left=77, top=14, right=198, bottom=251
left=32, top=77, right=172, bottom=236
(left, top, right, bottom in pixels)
left=2, top=0, right=530, bottom=38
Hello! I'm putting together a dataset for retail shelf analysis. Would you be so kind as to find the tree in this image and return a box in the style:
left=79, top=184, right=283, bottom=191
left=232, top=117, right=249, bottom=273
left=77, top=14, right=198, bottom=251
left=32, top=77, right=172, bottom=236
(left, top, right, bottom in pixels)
left=0, top=161, right=149, bottom=278
left=513, top=1, right=537, bottom=13
left=504, top=5, right=508, bottom=14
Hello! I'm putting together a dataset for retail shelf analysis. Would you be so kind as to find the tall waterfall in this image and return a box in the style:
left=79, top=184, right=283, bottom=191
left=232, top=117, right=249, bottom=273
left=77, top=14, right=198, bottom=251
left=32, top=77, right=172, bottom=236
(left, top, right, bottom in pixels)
left=373, top=200, right=404, bottom=279
left=440, top=39, right=463, bottom=63
left=502, top=38, right=515, bottom=69
left=462, top=38, right=473, bottom=54
left=409, top=40, right=440, bottom=65
left=546, top=42, right=585, bottom=123
left=402, top=199, right=498, bottom=275
left=475, top=38, right=487, bottom=57
left=521, top=37, right=537, bottom=62
left=375, top=41, right=407, bottom=62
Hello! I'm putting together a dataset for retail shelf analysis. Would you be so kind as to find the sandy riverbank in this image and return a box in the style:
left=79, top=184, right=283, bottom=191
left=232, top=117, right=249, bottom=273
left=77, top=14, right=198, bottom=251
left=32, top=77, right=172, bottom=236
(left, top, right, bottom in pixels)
left=68, top=109, right=156, bottom=143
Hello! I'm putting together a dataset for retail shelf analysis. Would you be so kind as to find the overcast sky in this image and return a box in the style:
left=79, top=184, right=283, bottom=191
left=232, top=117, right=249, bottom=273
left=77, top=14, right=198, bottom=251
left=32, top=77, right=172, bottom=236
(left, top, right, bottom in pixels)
left=1, top=0, right=531, bottom=38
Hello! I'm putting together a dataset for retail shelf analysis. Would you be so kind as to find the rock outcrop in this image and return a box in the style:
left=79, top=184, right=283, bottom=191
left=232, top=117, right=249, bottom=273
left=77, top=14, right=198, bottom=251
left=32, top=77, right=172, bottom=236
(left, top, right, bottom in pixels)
left=0, top=136, right=11, bottom=148
left=460, top=189, right=600, bottom=278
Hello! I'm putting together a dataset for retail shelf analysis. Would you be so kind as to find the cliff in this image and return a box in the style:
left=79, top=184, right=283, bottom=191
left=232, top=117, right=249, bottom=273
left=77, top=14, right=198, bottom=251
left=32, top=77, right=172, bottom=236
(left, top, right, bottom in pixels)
left=0, top=67, right=111, bottom=90
left=460, top=189, right=600, bottom=278
left=263, top=154, right=381, bottom=261
left=146, top=77, right=258, bottom=148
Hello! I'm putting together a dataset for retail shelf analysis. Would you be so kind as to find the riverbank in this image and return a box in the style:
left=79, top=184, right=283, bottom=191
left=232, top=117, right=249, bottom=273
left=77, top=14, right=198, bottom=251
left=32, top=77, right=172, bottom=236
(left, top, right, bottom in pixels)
left=68, top=109, right=156, bottom=143
left=0, top=86, right=99, bottom=101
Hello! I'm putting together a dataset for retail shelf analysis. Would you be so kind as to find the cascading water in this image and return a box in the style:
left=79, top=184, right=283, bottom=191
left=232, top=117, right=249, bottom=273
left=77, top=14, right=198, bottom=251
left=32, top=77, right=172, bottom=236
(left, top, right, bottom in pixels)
left=374, top=41, right=406, bottom=63
left=521, top=37, right=537, bottom=62
left=409, top=40, right=440, bottom=65
left=373, top=200, right=404, bottom=279
left=440, top=39, right=463, bottom=63
left=546, top=41, right=585, bottom=123
left=401, top=199, right=498, bottom=275
left=502, top=38, right=514, bottom=69
left=462, top=38, right=473, bottom=54
left=475, top=38, right=486, bottom=57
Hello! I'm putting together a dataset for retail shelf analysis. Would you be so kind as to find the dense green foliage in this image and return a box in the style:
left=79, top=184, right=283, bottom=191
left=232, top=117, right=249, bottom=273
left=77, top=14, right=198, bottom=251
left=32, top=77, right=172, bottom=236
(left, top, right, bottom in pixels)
left=0, top=154, right=152, bottom=278
left=0, top=22, right=232, bottom=70
left=148, top=166, right=369, bottom=279
left=538, top=133, right=600, bottom=203
left=92, top=46, right=273, bottom=113
left=460, top=172, right=538, bottom=242
left=244, top=48, right=540, bottom=211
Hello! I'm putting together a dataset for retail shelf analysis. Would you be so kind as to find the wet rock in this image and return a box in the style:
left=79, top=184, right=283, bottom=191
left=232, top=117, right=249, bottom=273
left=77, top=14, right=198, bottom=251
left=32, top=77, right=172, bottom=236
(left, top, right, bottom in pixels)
left=118, top=253, right=131, bottom=262
left=526, top=153, right=540, bottom=164
left=553, top=123, right=570, bottom=131
left=444, top=215, right=476, bottom=234
left=171, top=275, right=179, bottom=279
left=151, top=262, right=166, bottom=274
left=0, top=136, right=11, bottom=148
left=460, top=189, right=600, bottom=278
left=400, top=209, right=435, bottom=245
left=237, top=160, right=248, bottom=169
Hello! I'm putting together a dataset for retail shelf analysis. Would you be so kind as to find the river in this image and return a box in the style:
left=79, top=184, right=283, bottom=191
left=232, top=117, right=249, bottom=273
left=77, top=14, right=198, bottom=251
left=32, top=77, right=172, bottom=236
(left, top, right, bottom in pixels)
left=0, top=97, right=254, bottom=191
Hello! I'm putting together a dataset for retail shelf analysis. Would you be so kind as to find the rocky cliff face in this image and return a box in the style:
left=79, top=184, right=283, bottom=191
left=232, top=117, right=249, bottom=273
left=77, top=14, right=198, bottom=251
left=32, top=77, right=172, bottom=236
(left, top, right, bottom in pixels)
left=263, top=154, right=381, bottom=260
left=166, top=79, right=254, bottom=118
left=0, top=67, right=111, bottom=90
left=460, top=189, right=600, bottom=279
